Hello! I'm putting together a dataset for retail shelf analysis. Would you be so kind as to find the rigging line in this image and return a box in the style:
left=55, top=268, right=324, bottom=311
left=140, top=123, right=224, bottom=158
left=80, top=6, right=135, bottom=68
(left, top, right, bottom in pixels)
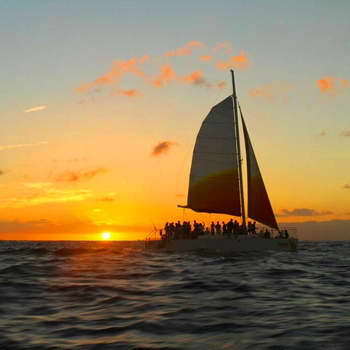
left=230, top=69, right=246, bottom=228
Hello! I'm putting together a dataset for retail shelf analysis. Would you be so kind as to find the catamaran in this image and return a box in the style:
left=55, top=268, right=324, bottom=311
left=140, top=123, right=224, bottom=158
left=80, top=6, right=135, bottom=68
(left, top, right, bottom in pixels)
left=146, top=70, right=298, bottom=252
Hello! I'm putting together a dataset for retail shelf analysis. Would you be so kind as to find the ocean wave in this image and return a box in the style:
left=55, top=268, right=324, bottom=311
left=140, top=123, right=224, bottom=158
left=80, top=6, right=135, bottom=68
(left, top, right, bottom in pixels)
left=1, top=241, right=350, bottom=349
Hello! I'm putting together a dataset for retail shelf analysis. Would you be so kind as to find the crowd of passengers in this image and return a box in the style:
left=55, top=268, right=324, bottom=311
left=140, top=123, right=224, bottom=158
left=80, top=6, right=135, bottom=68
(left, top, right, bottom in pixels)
left=160, top=219, right=289, bottom=240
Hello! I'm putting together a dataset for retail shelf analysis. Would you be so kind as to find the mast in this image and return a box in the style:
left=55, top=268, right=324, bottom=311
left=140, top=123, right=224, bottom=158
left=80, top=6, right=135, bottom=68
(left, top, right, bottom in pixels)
left=230, top=69, right=246, bottom=229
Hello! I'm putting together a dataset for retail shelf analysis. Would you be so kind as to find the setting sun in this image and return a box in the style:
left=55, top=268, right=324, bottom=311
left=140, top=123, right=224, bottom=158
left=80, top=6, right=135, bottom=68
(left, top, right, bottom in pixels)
left=101, top=231, right=111, bottom=240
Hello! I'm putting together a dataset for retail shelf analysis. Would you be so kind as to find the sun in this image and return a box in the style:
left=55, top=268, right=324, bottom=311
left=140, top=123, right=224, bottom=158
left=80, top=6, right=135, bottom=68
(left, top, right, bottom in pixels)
left=101, top=231, right=111, bottom=240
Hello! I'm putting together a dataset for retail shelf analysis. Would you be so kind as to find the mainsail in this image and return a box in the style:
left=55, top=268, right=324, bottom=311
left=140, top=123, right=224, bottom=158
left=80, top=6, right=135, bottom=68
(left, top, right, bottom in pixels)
left=184, top=96, right=241, bottom=216
left=240, top=108, right=279, bottom=230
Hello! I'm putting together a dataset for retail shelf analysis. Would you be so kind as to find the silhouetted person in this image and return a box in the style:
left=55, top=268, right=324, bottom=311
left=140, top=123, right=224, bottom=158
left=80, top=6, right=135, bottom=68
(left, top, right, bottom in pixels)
left=227, top=219, right=233, bottom=234
left=215, top=221, right=221, bottom=234
left=222, top=222, right=227, bottom=235
left=210, top=222, right=215, bottom=235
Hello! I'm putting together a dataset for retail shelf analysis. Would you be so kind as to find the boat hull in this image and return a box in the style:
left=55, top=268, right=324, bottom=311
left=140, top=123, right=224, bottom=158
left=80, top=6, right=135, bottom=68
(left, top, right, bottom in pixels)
left=145, top=236, right=298, bottom=253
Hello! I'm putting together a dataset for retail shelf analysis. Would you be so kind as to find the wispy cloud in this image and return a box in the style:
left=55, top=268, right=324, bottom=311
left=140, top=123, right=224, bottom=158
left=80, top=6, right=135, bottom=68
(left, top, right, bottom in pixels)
left=54, top=168, right=108, bottom=182
left=164, top=41, right=204, bottom=57
left=152, top=65, right=176, bottom=87
left=98, top=192, right=117, bottom=202
left=340, top=130, right=350, bottom=137
left=249, top=82, right=294, bottom=101
left=217, top=81, right=227, bottom=89
left=1, top=188, right=93, bottom=208
left=317, top=76, right=349, bottom=95
left=24, top=105, right=47, bottom=113
left=199, top=55, right=212, bottom=62
left=151, top=141, right=177, bottom=156
left=24, top=182, right=53, bottom=189
left=344, top=184, right=350, bottom=189
left=216, top=51, right=250, bottom=70
left=112, top=88, right=142, bottom=97
left=75, top=43, right=249, bottom=97
left=52, top=158, right=87, bottom=163
left=277, top=208, right=333, bottom=217
left=0, top=141, right=48, bottom=152
left=182, top=70, right=209, bottom=87
left=75, top=55, right=148, bottom=93
left=213, top=42, right=233, bottom=54
left=139, top=54, right=150, bottom=64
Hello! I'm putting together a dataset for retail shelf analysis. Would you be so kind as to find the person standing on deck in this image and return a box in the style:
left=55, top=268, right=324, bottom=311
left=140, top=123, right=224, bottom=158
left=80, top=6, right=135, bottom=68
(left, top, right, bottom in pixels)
left=215, top=221, right=221, bottom=235
left=210, top=222, right=215, bottom=235
left=227, top=219, right=234, bottom=234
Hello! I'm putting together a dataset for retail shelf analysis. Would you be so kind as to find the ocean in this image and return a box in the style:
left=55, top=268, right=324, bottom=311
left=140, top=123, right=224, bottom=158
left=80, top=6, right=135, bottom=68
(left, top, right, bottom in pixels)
left=0, top=240, right=349, bottom=349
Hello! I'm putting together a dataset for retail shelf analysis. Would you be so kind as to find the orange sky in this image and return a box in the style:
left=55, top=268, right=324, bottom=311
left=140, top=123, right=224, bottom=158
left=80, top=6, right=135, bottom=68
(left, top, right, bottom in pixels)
left=1, top=1, right=350, bottom=240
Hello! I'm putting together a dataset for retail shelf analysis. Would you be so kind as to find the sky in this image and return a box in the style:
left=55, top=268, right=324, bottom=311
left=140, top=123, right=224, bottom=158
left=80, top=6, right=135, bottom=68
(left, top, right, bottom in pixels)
left=1, top=0, right=349, bottom=240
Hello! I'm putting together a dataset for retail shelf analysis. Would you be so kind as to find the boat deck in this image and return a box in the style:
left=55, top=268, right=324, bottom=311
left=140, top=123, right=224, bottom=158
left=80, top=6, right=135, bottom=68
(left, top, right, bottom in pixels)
left=145, top=235, right=298, bottom=252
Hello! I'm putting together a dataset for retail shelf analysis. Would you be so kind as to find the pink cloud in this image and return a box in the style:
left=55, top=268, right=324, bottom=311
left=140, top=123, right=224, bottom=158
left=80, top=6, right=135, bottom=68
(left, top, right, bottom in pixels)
left=199, top=55, right=212, bottom=62
left=75, top=56, right=148, bottom=93
left=152, top=65, right=176, bottom=87
left=317, top=76, right=349, bottom=95
left=164, top=41, right=204, bottom=57
left=217, top=81, right=226, bottom=89
left=113, top=89, right=142, bottom=97
left=249, top=82, right=294, bottom=101
left=216, top=51, right=250, bottom=70
left=183, top=70, right=206, bottom=85
left=213, top=42, right=233, bottom=54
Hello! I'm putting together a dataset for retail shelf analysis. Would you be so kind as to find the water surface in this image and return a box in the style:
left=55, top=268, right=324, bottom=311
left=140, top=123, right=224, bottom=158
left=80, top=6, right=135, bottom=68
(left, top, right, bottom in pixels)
left=0, top=240, right=349, bottom=349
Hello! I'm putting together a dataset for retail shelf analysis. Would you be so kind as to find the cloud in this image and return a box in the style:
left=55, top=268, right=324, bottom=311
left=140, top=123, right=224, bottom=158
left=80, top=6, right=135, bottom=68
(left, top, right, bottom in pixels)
left=1, top=188, right=93, bottom=208
left=151, top=141, right=177, bottom=156
left=199, top=55, right=212, bottom=62
left=217, top=81, right=227, bottom=89
left=340, top=130, right=350, bottom=137
left=249, top=82, right=294, bottom=101
left=139, top=54, right=150, bottom=63
left=24, top=105, right=47, bottom=113
left=0, top=170, right=4, bottom=176
left=344, top=184, right=350, bottom=189
left=99, top=197, right=115, bottom=202
left=181, top=71, right=226, bottom=89
left=53, top=157, right=87, bottom=163
left=277, top=208, right=333, bottom=217
left=317, top=76, right=349, bottom=95
left=152, top=65, right=176, bottom=87
left=182, top=70, right=209, bottom=87
left=0, top=141, right=48, bottom=152
left=98, top=192, right=117, bottom=202
left=213, top=42, right=233, bottom=54
left=0, top=219, right=53, bottom=233
left=24, top=182, right=53, bottom=189
left=216, top=51, right=250, bottom=70
left=75, top=55, right=148, bottom=93
left=54, top=168, right=108, bottom=182
left=164, top=41, right=204, bottom=57
left=278, top=220, right=350, bottom=241
left=112, top=88, right=142, bottom=97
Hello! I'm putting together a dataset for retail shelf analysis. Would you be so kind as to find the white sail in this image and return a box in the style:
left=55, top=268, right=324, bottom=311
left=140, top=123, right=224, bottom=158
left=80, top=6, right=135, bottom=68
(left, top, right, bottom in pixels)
left=184, top=96, right=241, bottom=216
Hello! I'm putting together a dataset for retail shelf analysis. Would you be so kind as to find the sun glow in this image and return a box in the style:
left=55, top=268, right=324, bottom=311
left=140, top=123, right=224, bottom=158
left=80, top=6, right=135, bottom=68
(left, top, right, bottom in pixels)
left=101, top=231, right=111, bottom=240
